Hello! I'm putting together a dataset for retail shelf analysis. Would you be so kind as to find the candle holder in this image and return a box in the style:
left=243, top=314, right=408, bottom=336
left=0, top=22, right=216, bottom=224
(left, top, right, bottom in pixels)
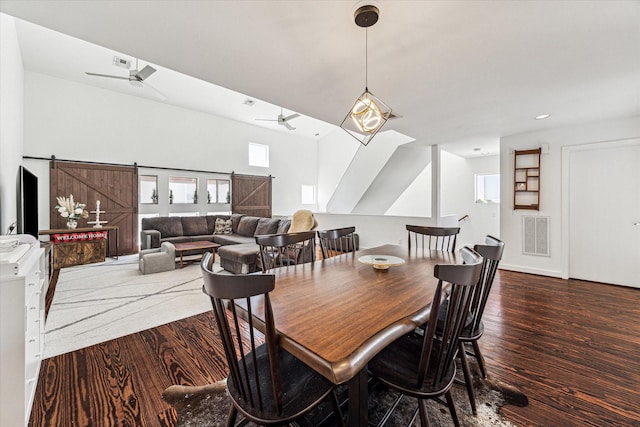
left=87, top=200, right=108, bottom=228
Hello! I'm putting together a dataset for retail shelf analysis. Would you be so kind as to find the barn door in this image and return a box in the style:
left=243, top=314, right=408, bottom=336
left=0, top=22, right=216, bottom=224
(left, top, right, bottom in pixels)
left=50, top=161, right=138, bottom=255
left=231, top=173, right=272, bottom=218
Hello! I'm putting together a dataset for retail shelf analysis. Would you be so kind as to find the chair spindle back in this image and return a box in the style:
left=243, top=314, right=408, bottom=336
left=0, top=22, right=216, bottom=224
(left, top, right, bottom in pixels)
left=407, top=225, right=460, bottom=252
left=317, top=227, right=357, bottom=259
left=467, top=235, right=505, bottom=334
left=201, top=253, right=281, bottom=413
left=418, top=247, right=483, bottom=388
left=255, top=231, right=317, bottom=272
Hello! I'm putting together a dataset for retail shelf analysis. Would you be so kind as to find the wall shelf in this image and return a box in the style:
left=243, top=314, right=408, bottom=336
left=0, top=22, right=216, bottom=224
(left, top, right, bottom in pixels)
left=513, top=148, right=541, bottom=210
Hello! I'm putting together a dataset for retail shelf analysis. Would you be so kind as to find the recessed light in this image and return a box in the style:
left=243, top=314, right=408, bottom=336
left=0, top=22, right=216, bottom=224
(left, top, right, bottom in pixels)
left=315, top=133, right=320, bottom=137
left=473, top=148, right=481, bottom=152
left=535, top=114, right=550, bottom=120
left=243, top=98, right=256, bottom=106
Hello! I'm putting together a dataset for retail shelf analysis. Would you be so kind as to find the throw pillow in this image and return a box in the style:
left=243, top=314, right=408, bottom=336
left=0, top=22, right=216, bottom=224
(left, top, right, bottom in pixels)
left=214, top=218, right=232, bottom=235
left=254, top=218, right=280, bottom=236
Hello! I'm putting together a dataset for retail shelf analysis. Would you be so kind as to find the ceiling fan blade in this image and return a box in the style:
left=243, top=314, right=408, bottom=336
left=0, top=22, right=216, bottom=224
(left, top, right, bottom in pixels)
left=141, top=81, right=168, bottom=101
left=283, top=121, right=296, bottom=131
left=283, top=113, right=300, bottom=121
left=85, top=72, right=129, bottom=80
left=135, top=65, right=156, bottom=81
left=256, top=118, right=278, bottom=122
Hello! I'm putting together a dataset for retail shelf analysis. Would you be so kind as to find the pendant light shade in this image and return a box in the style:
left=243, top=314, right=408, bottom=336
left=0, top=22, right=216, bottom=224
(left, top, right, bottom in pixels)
left=340, top=5, right=391, bottom=146
left=341, top=88, right=391, bottom=146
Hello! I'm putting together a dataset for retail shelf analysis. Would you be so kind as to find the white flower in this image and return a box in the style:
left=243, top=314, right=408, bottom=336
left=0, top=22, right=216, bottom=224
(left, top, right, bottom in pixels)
left=58, top=207, right=66, bottom=213
left=74, top=208, right=83, bottom=215
left=61, top=211, right=69, bottom=218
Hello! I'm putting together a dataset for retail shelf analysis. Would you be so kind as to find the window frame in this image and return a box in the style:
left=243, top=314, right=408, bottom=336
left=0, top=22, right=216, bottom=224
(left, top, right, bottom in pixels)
left=169, top=176, right=198, bottom=204
left=139, top=175, right=158, bottom=205
left=475, top=173, right=500, bottom=204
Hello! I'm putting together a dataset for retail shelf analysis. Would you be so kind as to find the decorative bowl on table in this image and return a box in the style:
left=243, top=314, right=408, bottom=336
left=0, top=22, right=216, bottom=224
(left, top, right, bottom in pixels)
left=358, top=255, right=405, bottom=270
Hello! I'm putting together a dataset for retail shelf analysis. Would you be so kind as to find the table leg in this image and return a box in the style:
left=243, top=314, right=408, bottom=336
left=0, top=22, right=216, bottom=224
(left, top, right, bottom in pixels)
left=179, top=252, right=184, bottom=268
left=114, top=227, right=119, bottom=259
left=347, top=367, right=368, bottom=426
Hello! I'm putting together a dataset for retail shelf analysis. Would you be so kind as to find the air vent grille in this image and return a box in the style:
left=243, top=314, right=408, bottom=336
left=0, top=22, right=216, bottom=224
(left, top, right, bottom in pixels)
left=522, top=215, right=550, bottom=256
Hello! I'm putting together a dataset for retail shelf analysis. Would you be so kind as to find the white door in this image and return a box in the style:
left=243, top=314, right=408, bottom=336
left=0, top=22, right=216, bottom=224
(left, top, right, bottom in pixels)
left=568, top=140, right=640, bottom=287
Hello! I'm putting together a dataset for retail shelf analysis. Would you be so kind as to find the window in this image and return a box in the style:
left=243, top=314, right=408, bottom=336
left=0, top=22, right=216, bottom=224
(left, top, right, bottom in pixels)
left=169, top=176, right=197, bottom=204
left=301, top=185, right=316, bottom=204
left=475, top=173, right=500, bottom=203
left=169, top=212, right=199, bottom=217
left=207, top=179, right=231, bottom=204
left=139, top=175, right=158, bottom=204
left=248, top=142, right=269, bottom=167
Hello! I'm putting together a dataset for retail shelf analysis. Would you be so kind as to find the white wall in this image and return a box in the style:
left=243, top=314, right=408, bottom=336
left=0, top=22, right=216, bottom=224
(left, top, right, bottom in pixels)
left=324, top=130, right=414, bottom=213
left=500, top=116, right=640, bottom=277
left=316, top=128, right=360, bottom=212
left=0, top=14, right=24, bottom=233
left=385, top=163, right=432, bottom=217
left=314, top=212, right=441, bottom=249
left=22, top=72, right=319, bottom=226
left=441, top=152, right=500, bottom=247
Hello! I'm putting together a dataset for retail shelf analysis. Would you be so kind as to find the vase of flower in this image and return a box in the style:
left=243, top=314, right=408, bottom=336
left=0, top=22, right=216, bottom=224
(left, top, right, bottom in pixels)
left=56, top=194, right=88, bottom=230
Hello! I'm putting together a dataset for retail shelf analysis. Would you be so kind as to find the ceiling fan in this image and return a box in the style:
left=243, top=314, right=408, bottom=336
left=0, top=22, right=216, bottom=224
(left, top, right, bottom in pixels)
left=256, top=108, right=300, bottom=131
left=85, top=58, right=167, bottom=100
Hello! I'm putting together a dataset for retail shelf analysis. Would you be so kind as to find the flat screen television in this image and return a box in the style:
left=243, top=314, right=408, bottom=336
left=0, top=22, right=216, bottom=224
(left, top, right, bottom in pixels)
left=17, top=166, right=39, bottom=238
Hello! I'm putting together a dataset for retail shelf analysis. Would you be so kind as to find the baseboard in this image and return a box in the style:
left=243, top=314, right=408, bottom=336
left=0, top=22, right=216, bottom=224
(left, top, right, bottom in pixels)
left=499, top=263, right=563, bottom=278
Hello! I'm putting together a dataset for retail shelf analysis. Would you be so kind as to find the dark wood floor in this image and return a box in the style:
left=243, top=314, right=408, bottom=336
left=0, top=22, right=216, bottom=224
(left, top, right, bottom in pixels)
left=29, top=270, right=640, bottom=426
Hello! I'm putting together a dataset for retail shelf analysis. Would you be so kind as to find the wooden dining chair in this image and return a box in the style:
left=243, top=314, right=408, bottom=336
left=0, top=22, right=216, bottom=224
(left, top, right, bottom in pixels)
left=316, top=226, right=357, bottom=259
left=455, top=235, right=505, bottom=415
left=201, top=253, right=344, bottom=426
left=406, top=225, right=460, bottom=252
left=255, top=230, right=316, bottom=272
left=367, top=247, right=483, bottom=427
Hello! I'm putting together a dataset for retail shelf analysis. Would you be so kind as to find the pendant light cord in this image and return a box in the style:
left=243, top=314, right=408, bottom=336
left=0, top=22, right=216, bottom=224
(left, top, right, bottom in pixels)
left=365, top=28, right=368, bottom=90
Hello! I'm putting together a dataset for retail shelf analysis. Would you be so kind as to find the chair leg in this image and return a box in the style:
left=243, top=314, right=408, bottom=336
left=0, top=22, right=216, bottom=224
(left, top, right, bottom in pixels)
left=226, top=405, right=238, bottom=427
left=444, top=390, right=460, bottom=427
left=471, top=340, right=487, bottom=379
left=458, top=342, right=477, bottom=415
left=330, top=390, right=345, bottom=427
left=418, top=399, right=430, bottom=427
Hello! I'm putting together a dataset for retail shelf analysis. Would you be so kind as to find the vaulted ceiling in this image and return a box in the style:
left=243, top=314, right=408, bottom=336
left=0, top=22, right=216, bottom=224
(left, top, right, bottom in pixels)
left=2, top=0, right=639, bottom=158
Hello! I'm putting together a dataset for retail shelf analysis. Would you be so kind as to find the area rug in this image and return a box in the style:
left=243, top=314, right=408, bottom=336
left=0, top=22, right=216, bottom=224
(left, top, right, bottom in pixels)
left=162, top=363, right=527, bottom=427
left=44, top=254, right=222, bottom=358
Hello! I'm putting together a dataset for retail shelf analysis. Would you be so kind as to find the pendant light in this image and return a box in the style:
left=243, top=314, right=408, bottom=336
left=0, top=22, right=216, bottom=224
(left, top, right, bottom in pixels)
left=340, top=5, right=392, bottom=146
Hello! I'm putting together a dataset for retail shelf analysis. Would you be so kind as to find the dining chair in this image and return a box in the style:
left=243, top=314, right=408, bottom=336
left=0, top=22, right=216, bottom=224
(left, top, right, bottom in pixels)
left=455, top=235, right=505, bottom=415
left=316, top=226, right=357, bottom=259
left=200, top=252, right=344, bottom=426
left=255, top=230, right=317, bottom=272
left=406, top=225, right=460, bottom=252
left=367, top=247, right=483, bottom=427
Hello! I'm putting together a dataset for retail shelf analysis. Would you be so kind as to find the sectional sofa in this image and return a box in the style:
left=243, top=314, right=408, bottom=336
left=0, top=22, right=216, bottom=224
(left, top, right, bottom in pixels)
left=140, top=214, right=291, bottom=273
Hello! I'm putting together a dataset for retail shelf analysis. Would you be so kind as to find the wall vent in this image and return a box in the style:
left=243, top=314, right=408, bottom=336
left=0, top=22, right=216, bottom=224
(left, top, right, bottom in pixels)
left=522, top=215, right=550, bottom=256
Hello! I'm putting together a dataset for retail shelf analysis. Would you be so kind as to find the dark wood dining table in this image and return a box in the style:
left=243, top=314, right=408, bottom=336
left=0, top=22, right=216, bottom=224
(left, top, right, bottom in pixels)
left=236, top=244, right=460, bottom=426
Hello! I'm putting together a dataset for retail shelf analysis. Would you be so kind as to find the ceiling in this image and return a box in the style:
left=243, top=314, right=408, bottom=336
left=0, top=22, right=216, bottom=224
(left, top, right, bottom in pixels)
left=2, top=1, right=639, bottom=158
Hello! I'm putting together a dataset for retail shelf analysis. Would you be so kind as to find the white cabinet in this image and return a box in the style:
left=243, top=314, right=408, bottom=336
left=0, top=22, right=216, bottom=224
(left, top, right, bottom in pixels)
left=1, top=235, right=47, bottom=427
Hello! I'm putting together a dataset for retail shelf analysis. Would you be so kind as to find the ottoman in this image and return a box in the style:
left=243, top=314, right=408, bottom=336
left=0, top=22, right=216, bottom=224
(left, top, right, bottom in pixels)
left=217, top=243, right=260, bottom=274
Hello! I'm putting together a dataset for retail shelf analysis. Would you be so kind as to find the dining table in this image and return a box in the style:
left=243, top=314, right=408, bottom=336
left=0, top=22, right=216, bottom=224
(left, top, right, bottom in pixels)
left=235, top=243, right=460, bottom=426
